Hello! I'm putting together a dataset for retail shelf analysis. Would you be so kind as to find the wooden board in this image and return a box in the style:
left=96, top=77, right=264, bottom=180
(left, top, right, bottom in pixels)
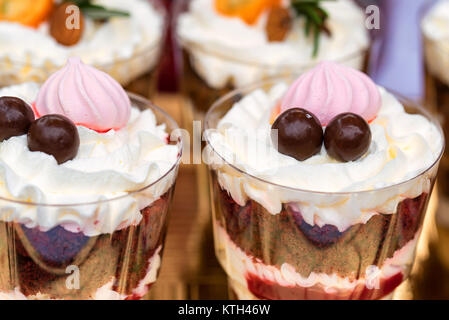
left=147, top=94, right=228, bottom=299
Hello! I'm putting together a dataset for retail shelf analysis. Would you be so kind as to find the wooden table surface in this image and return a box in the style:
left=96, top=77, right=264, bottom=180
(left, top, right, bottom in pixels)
left=147, top=94, right=228, bottom=299
left=145, top=94, right=449, bottom=300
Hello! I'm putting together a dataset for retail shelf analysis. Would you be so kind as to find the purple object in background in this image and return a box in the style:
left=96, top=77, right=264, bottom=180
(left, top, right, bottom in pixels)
left=369, top=0, right=428, bottom=101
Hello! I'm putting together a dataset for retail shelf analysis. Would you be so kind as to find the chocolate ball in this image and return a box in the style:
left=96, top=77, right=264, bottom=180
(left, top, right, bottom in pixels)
left=0, top=96, right=35, bottom=142
left=324, top=113, right=372, bottom=162
left=28, top=115, right=80, bottom=164
left=271, top=108, right=323, bottom=161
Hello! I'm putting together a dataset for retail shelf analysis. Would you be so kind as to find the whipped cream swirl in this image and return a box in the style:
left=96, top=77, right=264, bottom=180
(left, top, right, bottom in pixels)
left=206, top=83, right=443, bottom=231
left=281, top=62, right=381, bottom=125
left=35, top=57, right=131, bottom=131
left=0, top=83, right=180, bottom=236
left=178, top=0, right=370, bottom=89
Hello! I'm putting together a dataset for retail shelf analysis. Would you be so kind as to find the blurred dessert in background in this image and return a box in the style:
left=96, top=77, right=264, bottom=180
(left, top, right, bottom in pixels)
left=422, top=0, right=449, bottom=271
left=205, top=62, right=444, bottom=300
left=0, top=57, right=182, bottom=299
left=0, top=0, right=165, bottom=97
left=177, top=0, right=370, bottom=116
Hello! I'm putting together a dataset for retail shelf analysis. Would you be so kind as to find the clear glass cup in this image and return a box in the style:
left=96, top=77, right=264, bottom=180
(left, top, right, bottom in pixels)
left=422, top=0, right=449, bottom=272
left=0, top=94, right=182, bottom=300
left=204, top=79, right=444, bottom=300
left=0, top=0, right=166, bottom=98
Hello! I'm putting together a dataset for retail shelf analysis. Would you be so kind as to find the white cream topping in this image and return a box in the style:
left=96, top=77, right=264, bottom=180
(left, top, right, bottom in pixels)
left=0, top=83, right=179, bottom=236
left=94, top=246, right=162, bottom=300
left=216, top=224, right=417, bottom=298
left=422, top=0, right=449, bottom=86
left=0, top=0, right=164, bottom=85
left=206, top=83, right=443, bottom=231
left=178, top=0, right=369, bottom=89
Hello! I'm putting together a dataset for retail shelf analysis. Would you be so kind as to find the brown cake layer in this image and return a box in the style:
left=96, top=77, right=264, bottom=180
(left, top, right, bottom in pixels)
left=0, top=187, right=175, bottom=300
left=211, top=173, right=429, bottom=280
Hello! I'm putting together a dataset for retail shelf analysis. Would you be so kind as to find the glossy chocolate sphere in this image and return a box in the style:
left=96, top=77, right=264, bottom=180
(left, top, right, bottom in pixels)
left=271, top=108, right=323, bottom=161
left=324, top=112, right=371, bottom=162
left=0, top=96, right=35, bottom=142
left=28, top=115, right=80, bottom=164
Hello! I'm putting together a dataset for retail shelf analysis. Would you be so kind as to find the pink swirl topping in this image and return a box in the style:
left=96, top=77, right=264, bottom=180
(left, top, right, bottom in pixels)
left=280, top=62, right=381, bottom=125
left=35, top=57, right=131, bottom=132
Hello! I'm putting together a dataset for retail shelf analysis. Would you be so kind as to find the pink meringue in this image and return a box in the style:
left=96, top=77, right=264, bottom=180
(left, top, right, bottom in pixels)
left=280, top=62, right=381, bottom=126
left=35, top=57, right=131, bottom=132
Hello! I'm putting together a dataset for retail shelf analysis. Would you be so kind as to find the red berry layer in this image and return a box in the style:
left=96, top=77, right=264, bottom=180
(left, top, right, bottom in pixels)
left=245, top=270, right=403, bottom=300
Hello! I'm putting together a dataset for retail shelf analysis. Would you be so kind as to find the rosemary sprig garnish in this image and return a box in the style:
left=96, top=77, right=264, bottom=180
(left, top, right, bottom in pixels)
left=66, top=0, right=129, bottom=20
left=291, top=0, right=334, bottom=57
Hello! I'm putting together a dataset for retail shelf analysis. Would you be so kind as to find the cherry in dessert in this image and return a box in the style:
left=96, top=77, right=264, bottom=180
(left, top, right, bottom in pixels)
left=289, top=206, right=344, bottom=248
left=271, top=108, right=323, bottom=161
left=20, top=225, right=90, bottom=265
left=220, top=188, right=252, bottom=233
left=397, top=194, right=428, bottom=247
left=324, top=112, right=371, bottom=162
left=0, top=96, right=35, bottom=142
left=28, top=114, right=80, bottom=164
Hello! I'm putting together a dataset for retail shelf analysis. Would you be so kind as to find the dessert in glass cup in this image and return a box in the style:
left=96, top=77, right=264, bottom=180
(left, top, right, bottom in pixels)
left=177, top=0, right=370, bottom=118
left=204, top=62, right=444, bottom=300
left=0, top=0, right=165, bottom=96
left=422, top=0, right=449, bottom=269
left=0, top=57, right=182, bottom=300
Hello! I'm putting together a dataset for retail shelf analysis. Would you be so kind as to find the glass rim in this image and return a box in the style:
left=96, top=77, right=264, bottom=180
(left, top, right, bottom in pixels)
left=0, top=0, right=166, bottom=70
left=0, top=40, right=162, bottom=72
left=177, top=35, right=369, bottom=70
left=0, top=92, right=183, bottom=207
left=204, top=76, right=445, bottom=196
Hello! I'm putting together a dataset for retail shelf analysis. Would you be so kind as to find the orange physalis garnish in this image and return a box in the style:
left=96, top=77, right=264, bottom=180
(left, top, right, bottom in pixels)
left=269, top=102, right=281, bottom=124
left=215, top=0, right=281, bottom=25
left=0, top=0, right=53, bottom=28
